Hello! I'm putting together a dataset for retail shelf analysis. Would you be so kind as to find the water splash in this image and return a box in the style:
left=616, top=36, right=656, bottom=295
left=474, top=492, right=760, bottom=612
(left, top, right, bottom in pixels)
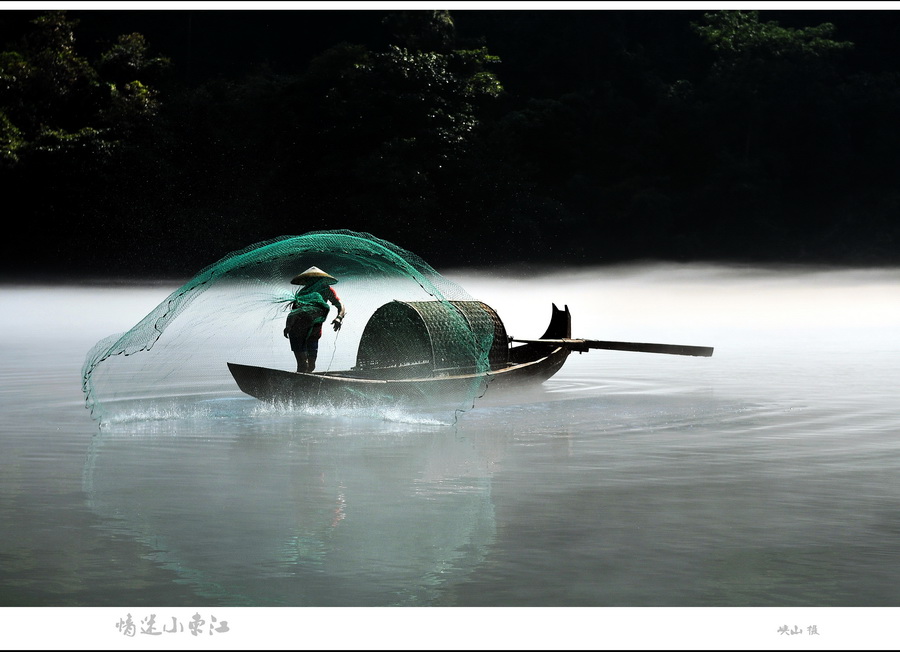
left=82, top=230, right=494, bottom=426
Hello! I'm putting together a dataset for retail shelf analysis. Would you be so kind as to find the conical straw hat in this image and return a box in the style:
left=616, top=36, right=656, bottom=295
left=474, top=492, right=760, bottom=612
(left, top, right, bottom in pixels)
left=291, top=266, right=338, bottom=285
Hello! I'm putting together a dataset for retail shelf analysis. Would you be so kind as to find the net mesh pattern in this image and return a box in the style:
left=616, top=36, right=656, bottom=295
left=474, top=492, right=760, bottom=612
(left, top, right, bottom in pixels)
left=82, top=230, right=496, bottom=424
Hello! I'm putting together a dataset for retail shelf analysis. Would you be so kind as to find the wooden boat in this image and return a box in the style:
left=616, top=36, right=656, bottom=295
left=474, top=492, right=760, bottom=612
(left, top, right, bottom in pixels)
left=227, top=300, right=713, bottom=408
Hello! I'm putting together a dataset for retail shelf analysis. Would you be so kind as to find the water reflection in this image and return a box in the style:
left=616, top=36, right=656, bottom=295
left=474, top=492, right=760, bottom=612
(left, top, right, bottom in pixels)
left=82, top=401, right=501, bottom=606
left=5, top=264, right=900, bottom=609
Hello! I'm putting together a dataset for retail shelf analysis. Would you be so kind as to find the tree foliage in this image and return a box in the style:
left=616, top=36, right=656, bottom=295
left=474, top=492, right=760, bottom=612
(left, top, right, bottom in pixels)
left=264, top=13, right=505, bottom=256
left=0, top=11, right=169, bottom=164
left=694, top=10, right=851, bottom=61
left=4, top=8, right=900, bottom=277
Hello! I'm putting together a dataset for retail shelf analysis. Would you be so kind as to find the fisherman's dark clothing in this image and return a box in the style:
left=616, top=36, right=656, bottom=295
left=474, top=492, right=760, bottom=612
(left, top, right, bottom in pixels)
left=285, top=284, right=343, bottom=354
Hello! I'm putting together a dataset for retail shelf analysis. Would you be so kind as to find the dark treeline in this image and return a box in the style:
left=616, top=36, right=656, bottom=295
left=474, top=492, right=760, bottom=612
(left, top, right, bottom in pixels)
left=3, top=8, right=900, bottom=279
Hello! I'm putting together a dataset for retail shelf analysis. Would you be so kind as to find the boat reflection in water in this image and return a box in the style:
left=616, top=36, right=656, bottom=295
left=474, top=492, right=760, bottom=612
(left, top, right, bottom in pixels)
left=80, top=280, right=714, bottom=607
left=83, top=406, right=502, bottom=606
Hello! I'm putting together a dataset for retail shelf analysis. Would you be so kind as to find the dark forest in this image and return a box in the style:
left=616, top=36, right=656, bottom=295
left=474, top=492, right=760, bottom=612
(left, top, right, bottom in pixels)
left=4, top=8, right=900, bottom=280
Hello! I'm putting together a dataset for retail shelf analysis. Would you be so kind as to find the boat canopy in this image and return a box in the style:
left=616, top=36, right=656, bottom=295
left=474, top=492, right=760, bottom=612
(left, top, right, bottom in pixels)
left=354, top=300, right=509, bottom=378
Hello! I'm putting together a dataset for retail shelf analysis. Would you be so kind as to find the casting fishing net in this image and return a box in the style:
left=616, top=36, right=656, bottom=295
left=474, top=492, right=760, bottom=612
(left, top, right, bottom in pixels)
left=82, top=230, right=497, bottom=425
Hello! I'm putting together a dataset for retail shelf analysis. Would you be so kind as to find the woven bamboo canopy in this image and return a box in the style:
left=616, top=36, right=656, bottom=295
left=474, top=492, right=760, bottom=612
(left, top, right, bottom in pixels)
left=354, top=300, right=509, bottom=378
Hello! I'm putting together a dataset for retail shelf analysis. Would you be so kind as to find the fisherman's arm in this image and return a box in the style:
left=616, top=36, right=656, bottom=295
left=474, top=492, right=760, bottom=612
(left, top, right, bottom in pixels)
left=329, top=289, right=346, bottom=330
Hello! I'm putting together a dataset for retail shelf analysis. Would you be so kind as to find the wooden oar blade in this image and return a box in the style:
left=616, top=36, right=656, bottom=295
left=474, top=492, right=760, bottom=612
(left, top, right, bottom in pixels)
left=511, top=338, right=714, bottom=357
left=582, top=340, right=714, bottom=357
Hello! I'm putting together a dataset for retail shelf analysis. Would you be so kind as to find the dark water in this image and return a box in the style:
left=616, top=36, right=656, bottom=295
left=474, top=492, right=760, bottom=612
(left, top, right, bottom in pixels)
left=2, top=265, right=899, bottom=646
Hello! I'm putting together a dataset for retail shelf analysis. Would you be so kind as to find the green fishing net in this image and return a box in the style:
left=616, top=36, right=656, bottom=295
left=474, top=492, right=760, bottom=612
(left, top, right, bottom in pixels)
left=82, top=230, right=496, bottom=425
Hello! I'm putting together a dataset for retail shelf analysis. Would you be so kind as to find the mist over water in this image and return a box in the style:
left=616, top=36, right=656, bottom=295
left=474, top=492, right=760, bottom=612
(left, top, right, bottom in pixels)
left=2, top=263, right=900, bottom=615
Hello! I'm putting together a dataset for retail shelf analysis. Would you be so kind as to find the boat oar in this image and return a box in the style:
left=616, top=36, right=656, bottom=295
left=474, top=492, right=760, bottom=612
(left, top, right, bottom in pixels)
left=510, top=338, right=714, bottom=357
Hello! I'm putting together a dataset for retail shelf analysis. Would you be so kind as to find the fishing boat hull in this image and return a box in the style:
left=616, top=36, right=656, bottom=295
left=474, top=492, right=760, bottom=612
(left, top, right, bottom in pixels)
left=228, top=304, right=572, bottom=407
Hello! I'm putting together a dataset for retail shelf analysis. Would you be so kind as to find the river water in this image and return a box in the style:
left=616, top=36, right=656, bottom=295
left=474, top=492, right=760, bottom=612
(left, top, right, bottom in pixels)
left=2, top=264, right=899, bottom=647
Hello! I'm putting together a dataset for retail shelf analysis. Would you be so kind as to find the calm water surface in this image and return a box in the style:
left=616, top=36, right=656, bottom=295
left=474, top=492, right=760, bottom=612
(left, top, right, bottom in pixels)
left=2, top=265, right=900, bottom=622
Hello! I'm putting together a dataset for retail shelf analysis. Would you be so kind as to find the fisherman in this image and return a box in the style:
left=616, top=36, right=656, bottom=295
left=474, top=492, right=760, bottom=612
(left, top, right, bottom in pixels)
left=283, top=266, right=346, bottom=373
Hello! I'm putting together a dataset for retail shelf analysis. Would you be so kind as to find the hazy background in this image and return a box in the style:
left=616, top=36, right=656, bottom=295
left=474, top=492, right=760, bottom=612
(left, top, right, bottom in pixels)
left=4, top=7, right=900, bottom=280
